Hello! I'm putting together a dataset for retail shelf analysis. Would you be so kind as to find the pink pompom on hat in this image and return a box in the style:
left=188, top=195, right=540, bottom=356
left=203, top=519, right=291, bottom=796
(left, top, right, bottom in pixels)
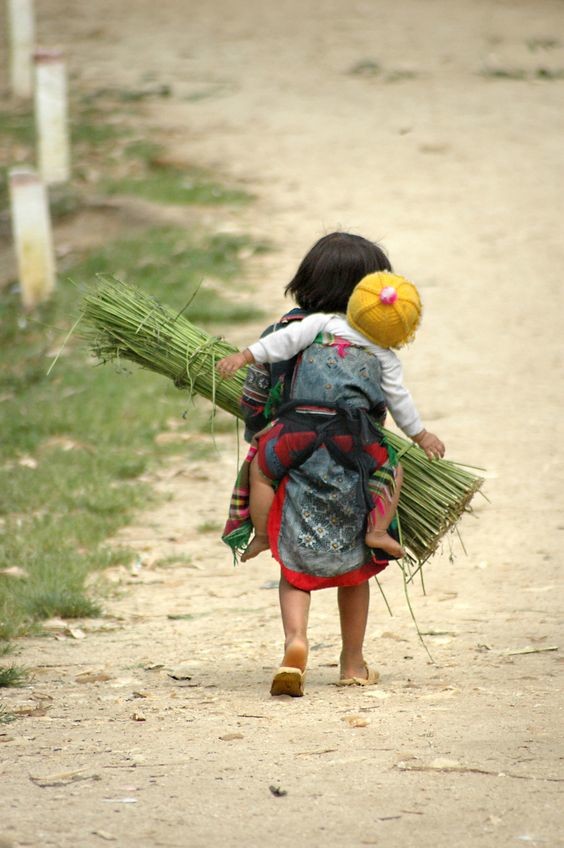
left=346, top=271, right=422, bottom=349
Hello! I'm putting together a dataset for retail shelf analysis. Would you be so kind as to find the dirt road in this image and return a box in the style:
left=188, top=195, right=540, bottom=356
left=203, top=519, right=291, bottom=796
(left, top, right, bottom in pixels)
left=2, top=1, right=563, bottom=846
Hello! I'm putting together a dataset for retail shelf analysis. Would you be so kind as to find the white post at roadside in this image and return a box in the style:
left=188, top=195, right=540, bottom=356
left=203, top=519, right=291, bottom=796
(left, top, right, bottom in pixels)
left=34, top=48, right=71, bottom=185
left=9, top=168, right=56, bottom=309
left=7, top=0, right=35, bottom=98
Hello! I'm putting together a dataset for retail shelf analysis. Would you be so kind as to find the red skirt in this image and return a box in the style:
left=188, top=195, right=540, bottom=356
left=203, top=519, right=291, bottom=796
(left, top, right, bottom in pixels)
left=268, top=477, right=391, bottom=590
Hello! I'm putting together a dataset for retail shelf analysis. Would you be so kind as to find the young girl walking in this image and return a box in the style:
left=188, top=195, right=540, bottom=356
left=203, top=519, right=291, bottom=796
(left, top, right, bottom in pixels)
left=217, top=270, right=444, bottom=560
left=219, top=232, right=444, bottom=697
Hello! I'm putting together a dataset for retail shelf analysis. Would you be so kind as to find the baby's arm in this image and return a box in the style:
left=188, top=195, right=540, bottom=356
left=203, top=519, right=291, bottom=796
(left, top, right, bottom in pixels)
left=379, top=352, right=445, bottom=459
left=411, top=429, right=445, bottom=460
left=216, top=313, right=329, bottom=376
left=216, top=348, right=255, bottom=376
left=249, top=313, right=329, bottom=363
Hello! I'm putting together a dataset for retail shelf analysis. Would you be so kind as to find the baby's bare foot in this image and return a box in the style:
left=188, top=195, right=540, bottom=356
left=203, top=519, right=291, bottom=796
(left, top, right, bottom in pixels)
left=241, top=534, right=270, bottom=562
left=365, top=529, right=404, bottom=558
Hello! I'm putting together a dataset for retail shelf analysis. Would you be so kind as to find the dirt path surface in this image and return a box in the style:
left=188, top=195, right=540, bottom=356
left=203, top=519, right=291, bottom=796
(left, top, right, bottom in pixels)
left=2, top=1, right=564, bottom=846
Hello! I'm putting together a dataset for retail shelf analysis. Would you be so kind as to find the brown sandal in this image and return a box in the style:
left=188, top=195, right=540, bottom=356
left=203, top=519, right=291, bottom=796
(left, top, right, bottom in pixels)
left=335, top=664, right=380, bottom=687
left=270, top=666, right=305, bottom=697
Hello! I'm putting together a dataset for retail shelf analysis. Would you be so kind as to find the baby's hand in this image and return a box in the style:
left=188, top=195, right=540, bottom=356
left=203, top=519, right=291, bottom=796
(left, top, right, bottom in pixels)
left=216, top=349, right=254, bottom=377
left=412, top=430, right=445, bottom=460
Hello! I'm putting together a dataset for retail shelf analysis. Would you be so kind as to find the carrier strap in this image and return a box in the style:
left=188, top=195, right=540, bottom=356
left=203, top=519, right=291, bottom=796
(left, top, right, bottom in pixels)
left=275, top=400, right=384, bottom=513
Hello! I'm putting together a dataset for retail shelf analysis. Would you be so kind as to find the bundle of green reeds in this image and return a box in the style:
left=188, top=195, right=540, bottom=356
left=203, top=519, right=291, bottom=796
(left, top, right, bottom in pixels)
left=80, top=276, right=484, bottom=565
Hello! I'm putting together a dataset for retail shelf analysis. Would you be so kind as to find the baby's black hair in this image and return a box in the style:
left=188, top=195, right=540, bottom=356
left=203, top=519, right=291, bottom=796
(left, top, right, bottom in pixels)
left=285, top=232, right=392, bottom=313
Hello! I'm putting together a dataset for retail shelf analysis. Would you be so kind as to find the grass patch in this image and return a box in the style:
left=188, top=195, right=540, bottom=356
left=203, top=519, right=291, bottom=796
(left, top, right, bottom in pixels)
left=0, top=704, right=17, bottom=722
left=185, top=441, right=220, bottom=462
left=183, top=84, right=233, bottom=102
left=104, top=163, right=251, bottom=206
left=348, top=59, right=381, bottom=77
left=0, top=108, right=63, bottom=216
left=534, top=67, right=564, bottom=80
left=0, top=79, right=265, bottom=648
left=1, top=90, right=250, bottom=218
left=70, top=104, right=131, bottom=147
left=1, top=225, right=263, bottom=644
left=154, top=553, right=193, bottom=568
left=384, top=69, right=419, bottom=83
left=0, top=108, right=35, bottom=146
left=81, top=84, right=172, bottom=103
left=0, top=665, right=30, bottom=688
left=0, top=99, right=119, bottom=213
left=479, top=67, right=528, bottom=80
left=196, top=409, right=238, bottom=435
left=67, top=227, right=265, bottom=324
left=196, top=521, right=223, bottom=534
left=71, top=99, right=252, bottom=206
left=527, top=37, right=561, bottom=52
left=123, top=139, right=163, bottom=162
left=347, top=61, right=418, bottom=83
left=479, top=65, right=564, bottom=81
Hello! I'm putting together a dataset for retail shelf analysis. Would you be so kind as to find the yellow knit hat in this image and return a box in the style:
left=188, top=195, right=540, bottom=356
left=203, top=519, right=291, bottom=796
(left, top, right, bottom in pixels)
left=346, top=271, right=422, bottom=349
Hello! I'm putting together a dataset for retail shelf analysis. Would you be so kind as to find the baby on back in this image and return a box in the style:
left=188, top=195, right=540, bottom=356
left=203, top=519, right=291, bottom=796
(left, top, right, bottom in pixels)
left=217, top=271, right=444, bottom=561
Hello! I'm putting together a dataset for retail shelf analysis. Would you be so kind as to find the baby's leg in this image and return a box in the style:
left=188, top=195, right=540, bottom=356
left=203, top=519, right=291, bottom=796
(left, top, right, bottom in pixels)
left=365, top=464, right=405, bottom=558
left=241, top=453, right=275, bottom=561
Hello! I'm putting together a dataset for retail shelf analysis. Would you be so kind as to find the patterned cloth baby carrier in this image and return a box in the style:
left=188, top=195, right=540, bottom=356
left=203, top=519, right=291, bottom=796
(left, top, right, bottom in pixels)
left=223, top=312, right=398, bottom=579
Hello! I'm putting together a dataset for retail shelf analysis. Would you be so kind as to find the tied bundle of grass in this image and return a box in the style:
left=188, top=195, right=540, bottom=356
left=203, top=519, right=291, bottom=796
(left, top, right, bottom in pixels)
left=80, top=275, right=246, bottom=416
left=384, top=431, right=483, bottom=567
left=80, top=276, right=484, bottom=566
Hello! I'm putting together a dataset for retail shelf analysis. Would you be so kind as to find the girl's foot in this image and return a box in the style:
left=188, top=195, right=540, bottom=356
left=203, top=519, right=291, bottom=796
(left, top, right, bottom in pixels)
left=364, top=528, right=404, bottom=558
left=340, top=657, right=370, bottom=681
left=270, top=637, right=308, bottom=697
left=241, top=534, right=270, bottom=561
left=336, top=663, right=380, bottom=687
left=339, top=646, right=376, bottom=682
left=282, top=636, right=308, bottom=672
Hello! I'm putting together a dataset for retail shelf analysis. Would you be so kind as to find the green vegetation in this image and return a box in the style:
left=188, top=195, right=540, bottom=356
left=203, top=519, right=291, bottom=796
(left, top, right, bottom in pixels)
left=479, top=66, right=528, bottom=80
left=81, top=84, right=172, bottom=103
left=0, top=108, right=34, bottom=213
left=70, top=228, right=265, bottom=322
left=0, top=107, right=35, bottom=146
left=534, top=67, right=564, bottom=80
left=0, top=227, right=263, bottom=644
left=526, top=37, right=561, bottom=52
left=196, top=521, right=223, bottom=534
left=104, top=163, right=251, bottom=206
left=154, top=553, right=194, bottom=568
left=480, top=65, right=564, bottom=81
left=0, top=665, right=30, bottom=688
left=0, top=80, right=266, bottom=663
left=0, top=704, right=16, bottom=721
left=347, top=60, right=419, bottom=82
left=348, top=59, right=381, bottom=77
left=1, top=88, right=252, bottom=215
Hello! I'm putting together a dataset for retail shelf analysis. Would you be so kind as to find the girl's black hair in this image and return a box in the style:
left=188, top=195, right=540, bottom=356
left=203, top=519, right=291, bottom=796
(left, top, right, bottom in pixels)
left=285, top=232, right=392, bottom=313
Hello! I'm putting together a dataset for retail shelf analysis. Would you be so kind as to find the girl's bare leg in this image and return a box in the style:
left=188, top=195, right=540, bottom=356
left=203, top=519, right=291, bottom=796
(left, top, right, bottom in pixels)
left=241, top=454, right=275, bottom=562
left=278, top=574, right=310, bottom=671
left=338, top=581, right=370, bottom=680
left=365, top=464, right=405, bottom=558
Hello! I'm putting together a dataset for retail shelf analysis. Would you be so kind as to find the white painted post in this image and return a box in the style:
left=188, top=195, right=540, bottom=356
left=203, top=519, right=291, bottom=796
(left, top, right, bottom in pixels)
left=9, top=167, right=56, bottom=309
left=7, top=0, right=35, bottom=98
left=34, top=48, right=71, bottom=185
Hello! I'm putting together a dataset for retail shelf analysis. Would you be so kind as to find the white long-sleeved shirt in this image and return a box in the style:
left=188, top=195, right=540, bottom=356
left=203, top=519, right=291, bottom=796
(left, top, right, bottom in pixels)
left=248, top=313, right=424, bottom=437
